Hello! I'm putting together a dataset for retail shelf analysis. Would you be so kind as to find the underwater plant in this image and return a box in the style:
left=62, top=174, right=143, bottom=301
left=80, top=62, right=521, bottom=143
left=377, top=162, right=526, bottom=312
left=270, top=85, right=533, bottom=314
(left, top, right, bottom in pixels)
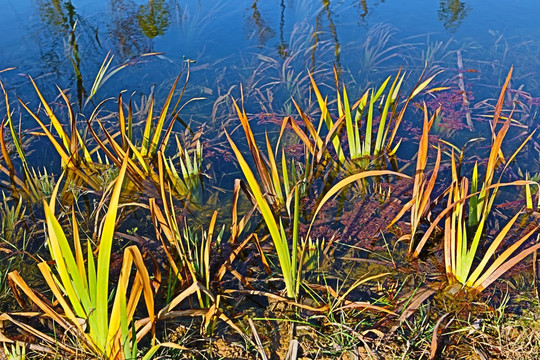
left=1, top=70, right=204, bottom=206
left=297, top=66, right=441, bottom=171
left=227, top=96, right=412, bottom=299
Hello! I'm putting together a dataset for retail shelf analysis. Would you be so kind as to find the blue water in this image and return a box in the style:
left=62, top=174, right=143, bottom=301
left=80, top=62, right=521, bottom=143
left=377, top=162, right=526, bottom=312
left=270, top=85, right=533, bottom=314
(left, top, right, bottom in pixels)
left=0, top=0, right=539, bottom=173
left=1, top=1, right=540, bottom=96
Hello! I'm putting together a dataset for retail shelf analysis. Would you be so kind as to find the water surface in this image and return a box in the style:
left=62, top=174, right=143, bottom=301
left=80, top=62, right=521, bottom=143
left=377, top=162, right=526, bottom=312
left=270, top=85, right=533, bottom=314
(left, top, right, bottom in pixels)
left=1, top=0, right=539, bottom=179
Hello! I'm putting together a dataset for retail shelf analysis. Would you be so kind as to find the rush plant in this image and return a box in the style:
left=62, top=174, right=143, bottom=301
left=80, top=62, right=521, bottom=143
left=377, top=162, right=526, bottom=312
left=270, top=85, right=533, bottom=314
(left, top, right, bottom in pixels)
left=226, top=125, right=307, bottom=299
left=230, top=95, right=307, bottom=212
left=227, top=100, right=410, bottom=299
left=3, top=66, right=203, bottom=203
left=388, top=104, right=442, bottom=256
left=85, top=72, right=204, bottom=200
left=440, top=153, right=539, bottom=291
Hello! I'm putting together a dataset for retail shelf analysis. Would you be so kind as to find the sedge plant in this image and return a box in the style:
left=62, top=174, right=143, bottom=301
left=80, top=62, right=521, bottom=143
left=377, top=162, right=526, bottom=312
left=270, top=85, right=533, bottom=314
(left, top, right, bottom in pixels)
left=5, top=65, right=203, bottom=203
left=227, top=99, right=411, bottom=299
left=303, top=67, right=442, bottom=170
left=388, top=104, right=442, bottom=256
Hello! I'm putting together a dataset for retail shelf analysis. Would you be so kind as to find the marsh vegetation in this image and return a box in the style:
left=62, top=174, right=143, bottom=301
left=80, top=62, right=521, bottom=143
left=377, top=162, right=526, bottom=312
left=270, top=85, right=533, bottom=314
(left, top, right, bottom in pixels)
left=1, top=1, right=540, bottom=359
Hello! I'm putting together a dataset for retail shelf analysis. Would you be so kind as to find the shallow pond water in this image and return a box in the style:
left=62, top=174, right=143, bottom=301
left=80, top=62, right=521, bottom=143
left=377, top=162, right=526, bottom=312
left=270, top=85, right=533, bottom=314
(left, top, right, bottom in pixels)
left=1, top=0, right=540, bottom=110
left=0, top=2, right=540, bottom=357
left=0, top=1, right=538, bottom=179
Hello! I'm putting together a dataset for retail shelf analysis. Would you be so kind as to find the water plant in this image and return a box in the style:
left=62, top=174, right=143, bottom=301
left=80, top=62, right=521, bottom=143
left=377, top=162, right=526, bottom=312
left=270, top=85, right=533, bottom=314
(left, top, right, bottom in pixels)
left=388, top=104, right=442, bottom=256
left=148, top=166, right=261, bottom=339
left=85, top=72, right=204, bottom=199
left=232, top=151, right=303, bottom=299
left=227, top=97, right=412, bottom=300
left=412, top=69, right=540, bottom=293
left=2, top=44, right=540, bottom=358
left=0, top=81, right=56, bottom=202
left=2, top=70, right=204, bottom=206
left=7, top=157, right=158, bottom=358
left=440, top=155, right=539, bottom=292
left=303, top=67, right=441, bottom=170
left=231, top=96, right=308, bottom=211
left=355, top=23, right=409, bottom=80
left=0, top=192, right=26, bottom=245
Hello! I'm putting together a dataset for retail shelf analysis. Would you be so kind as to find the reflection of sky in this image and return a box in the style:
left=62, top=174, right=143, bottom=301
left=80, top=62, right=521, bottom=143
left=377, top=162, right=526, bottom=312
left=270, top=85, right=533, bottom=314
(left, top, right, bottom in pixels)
left=1, top=1, right=539, bottom=59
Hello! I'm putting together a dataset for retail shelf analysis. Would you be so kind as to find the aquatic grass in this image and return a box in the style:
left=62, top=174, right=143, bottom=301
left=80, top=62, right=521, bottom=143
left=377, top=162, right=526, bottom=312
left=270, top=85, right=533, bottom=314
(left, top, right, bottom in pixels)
left=357, top=24, right=410, bottom=75
left=253, top=23, right=332, bottom=115
left=522, top=171, right=540, bottom=209
left=388, top=104, right=442, bottom=256
left=0, top=81, right=55, bottom=201
left=6, top=68, right=203, bottom=203
left=149, top=150, right=217, bottom=291
left=0, top=192, right=26, bottom=245
left=442, top=163, right=539, bottom=292
left=15, top=77, right=107, bottom=192
left=411, top=69, right=540, bottom=293
left=165, top=136, right=203, bottom=202
left=305, top=66, right=442, bottom=170
left=336, top=67, right=405, bottom=166
left=0, top=81, right=59, bottom=202
left=84, top=51, right=163, bottom=108
left=404, top=35, right=457, bottom=79
left=7, top=156, right=158, bottom=359
left=226, top=126, right=303, bottom=299
left=151, top=185, right=221, bottom=310
left=2, top=46, right=540, bottom=357
left=1, top=340, right=26, bottom=360
left=87, top=72, right=204, bottom=200
left=228, top=99, right=411, bottom=299
left=231, top=93, right=311, bottom=213
left=180, top=213, right=224, bottom=299
left=149, top=197, right=259, bottom=340
left=149, top=156, right=263, bottom=338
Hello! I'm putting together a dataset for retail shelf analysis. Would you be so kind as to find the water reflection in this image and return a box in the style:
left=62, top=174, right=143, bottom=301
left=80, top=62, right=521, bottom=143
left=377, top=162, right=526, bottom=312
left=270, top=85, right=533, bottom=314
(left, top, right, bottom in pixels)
left=108, top=0, right=173, bottom=58
left=137, top=0, right=171, bottom=38
left=248, top=0, right=275, bottom=46
left=109, top=0, right=144, bottom=58
left=314, top=0, right=342, bottom=72
left=358, top=0, right=368, bottom=21
left=35, top=0, right=176, bottom=106
left=38, top=0, right=70, bottom=28
left=38, top=0, right=92, bottom=106
left=438, top=0, right=470, bottom=32
left=277, top=0, right=288, bottom=58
